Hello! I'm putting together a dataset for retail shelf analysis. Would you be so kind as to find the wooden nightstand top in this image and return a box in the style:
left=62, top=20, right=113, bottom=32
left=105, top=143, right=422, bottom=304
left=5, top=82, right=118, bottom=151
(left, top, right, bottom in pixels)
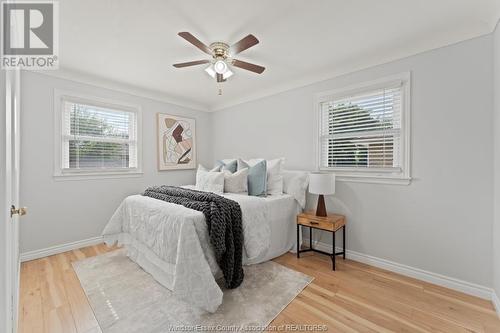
left=297, top=211, right=345, bottom=232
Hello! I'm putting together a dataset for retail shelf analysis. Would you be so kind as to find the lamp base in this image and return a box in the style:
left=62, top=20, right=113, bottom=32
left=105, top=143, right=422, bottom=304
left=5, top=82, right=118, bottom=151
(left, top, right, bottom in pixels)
left=315, top=194, right=327, bottom=217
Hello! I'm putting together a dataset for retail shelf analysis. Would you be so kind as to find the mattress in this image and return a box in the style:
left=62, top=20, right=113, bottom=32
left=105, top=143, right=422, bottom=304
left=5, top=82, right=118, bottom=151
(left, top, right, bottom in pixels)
left=102, top=190, right=301, bottom=313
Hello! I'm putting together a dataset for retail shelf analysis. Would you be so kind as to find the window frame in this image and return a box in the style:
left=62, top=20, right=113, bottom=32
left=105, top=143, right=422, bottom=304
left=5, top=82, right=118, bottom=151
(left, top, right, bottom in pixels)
left=53, top=89, right=143, bottom=180
left=314, top=72, right=411, bottom=185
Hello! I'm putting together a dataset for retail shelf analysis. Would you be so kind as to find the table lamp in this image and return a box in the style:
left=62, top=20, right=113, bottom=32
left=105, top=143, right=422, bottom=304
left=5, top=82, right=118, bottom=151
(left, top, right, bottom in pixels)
left=309, top=173, right=336, bottom=217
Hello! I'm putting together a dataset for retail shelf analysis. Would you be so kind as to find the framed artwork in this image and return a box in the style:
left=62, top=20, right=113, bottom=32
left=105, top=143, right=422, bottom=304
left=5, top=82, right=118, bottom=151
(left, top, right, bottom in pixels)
left=157, top=113, right=196, bottom=170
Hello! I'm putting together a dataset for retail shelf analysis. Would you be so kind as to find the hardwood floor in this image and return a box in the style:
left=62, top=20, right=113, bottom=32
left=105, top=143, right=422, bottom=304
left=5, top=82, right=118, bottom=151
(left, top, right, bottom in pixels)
left=18, top=244, right=500, bottom=333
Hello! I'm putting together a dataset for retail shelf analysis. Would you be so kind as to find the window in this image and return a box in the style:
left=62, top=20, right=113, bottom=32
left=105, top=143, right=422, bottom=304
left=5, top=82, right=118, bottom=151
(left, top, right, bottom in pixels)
left=316, top=73, right=410, bottom=184
left=55, top=92, right=141, bottom=178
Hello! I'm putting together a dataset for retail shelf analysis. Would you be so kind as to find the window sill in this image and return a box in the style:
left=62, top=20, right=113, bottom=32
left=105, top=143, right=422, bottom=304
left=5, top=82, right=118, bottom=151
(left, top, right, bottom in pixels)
left=328, top=172, right=411, bottom=185
left=53, top=170, right=143, bottom=181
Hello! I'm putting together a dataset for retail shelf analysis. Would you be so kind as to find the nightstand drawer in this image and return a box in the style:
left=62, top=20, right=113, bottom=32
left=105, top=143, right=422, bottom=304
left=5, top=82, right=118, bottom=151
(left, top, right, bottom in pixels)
left=297, top=212, right=345, bottom=232
left=297, top=216, right=336, bottom=231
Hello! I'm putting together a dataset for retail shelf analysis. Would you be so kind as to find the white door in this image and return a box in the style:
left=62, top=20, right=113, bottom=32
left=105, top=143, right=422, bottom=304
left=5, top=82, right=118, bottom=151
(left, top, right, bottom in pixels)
left=3, top=69, right=22, bottom=333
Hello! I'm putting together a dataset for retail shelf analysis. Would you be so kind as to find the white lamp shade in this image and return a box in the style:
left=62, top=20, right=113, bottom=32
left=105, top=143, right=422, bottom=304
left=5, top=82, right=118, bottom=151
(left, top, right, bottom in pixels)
left=309, top=173, right=335, bottom=195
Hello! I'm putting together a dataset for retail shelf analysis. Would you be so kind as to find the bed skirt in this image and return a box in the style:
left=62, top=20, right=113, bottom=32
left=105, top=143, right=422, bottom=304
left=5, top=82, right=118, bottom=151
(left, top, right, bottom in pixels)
left=103, top=232, right=224, bottom=313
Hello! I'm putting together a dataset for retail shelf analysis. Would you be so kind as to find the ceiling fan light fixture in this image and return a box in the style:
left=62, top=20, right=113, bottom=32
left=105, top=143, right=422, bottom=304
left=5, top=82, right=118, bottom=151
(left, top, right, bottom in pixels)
left=205, top=65, right=233, bottom=80
left=214, top=60, right=228, bottom=74
left=205, top=65, right=216, bottom=78
left=223, top=69, right=233, bottom=79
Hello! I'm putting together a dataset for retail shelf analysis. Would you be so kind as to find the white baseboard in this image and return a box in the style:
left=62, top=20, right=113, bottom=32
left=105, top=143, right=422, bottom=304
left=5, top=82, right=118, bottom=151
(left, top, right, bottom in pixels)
left=492, top=291, right=500, bottom=317
left=303, top=239, right=494, bottom=301
left=20, top=236, right=103, bottom=262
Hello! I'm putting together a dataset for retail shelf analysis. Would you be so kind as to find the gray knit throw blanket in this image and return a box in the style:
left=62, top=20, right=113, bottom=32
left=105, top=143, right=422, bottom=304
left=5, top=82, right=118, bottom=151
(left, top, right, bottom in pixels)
left=143, top=185, right=244, bottom=289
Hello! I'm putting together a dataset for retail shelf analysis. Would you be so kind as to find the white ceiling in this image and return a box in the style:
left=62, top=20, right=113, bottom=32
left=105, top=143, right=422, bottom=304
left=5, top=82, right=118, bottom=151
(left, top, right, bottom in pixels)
left=59, top=0, right=500, bottom=111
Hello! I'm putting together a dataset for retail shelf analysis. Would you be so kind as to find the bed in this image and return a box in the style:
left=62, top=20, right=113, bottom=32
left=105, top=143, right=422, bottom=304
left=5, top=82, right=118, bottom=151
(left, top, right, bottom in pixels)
left=102, top=185, right=304, bottom=313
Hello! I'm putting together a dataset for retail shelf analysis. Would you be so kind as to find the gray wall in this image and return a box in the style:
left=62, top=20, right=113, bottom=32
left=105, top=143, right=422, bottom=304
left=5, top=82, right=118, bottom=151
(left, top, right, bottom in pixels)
left=212, top=36, right=494, bottom=287
left=18, top=34, right=496, bottom=289
left=494, top=21, right=500, bottom=298
left=19, top=71, right=213, bottom=252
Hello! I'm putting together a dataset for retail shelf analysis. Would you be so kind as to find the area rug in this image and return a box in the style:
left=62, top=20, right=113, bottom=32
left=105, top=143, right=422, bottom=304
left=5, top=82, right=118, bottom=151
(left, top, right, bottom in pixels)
left=72, top=249, right=313, bottom=333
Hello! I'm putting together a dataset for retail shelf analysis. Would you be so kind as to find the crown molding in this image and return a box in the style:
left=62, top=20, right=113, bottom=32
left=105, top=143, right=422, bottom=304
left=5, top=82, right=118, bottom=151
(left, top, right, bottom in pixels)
left=30, top=23, right=499, bottom=114
left=208, top=31, right=495, bottom=111
left=28, top=68, right=209, bottom=112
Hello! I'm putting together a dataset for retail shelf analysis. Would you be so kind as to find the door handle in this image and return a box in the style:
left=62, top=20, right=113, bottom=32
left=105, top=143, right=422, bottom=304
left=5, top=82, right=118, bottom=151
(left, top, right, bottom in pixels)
left=10, top=205, right=27, bottom=217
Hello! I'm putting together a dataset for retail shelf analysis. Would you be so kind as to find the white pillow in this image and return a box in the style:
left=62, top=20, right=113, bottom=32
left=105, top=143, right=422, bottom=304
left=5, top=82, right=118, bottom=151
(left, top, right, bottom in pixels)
left=266, top=158, right=284, bottom=195
left=282, top=170, right=309, bottom=208
left=196, top=165, right=224, bottom=194
left=247, top=158, right=285, bottom=195
left=224, top=168, right=248, bottom=194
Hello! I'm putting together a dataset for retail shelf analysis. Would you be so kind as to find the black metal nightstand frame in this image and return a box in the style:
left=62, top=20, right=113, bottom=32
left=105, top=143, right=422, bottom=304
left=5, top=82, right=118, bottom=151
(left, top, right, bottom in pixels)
left=296, top=223, right=346, bottom=270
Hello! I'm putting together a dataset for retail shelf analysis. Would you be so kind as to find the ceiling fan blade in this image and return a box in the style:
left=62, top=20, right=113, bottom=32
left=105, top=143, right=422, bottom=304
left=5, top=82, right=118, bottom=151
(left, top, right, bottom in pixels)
left=173, top=60, right=210, bottom=68
left=232, top=59, right=265, bottom=74
left=231, top=34, right=259, bottom=55
left=178, top=32, right=212, bottom=55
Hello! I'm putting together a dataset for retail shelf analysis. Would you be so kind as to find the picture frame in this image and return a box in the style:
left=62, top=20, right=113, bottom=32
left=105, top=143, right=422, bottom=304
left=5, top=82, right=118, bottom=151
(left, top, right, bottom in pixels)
left=157, top=113, right=196, bottom=170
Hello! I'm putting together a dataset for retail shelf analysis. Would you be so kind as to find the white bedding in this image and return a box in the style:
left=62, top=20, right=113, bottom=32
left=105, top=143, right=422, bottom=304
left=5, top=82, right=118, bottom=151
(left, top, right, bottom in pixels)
left=102, top=190, right=301, bottom=313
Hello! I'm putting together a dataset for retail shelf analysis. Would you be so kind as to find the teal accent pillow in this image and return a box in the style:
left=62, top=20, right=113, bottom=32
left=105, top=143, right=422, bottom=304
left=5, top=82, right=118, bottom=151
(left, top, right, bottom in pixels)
left=216, top=159, right=237, bottom=173
left=238, top=159, right=267, bottom=196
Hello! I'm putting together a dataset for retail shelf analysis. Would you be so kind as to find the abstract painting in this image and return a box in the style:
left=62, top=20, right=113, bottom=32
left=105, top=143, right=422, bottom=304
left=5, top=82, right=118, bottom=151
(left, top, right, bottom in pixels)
left=157, top=113, right=196, bottom=170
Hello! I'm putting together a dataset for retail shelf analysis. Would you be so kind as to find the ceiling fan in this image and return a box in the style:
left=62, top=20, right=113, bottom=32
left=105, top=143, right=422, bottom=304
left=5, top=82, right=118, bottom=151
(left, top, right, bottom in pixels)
left=173, top=32, right=265, bottom=83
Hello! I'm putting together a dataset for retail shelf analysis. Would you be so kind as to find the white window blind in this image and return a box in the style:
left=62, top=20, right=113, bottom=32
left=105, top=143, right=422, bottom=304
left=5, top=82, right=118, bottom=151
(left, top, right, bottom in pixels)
left=319, top=82, right=404, bottom=172
left=61, top=100, right=138, bottom=172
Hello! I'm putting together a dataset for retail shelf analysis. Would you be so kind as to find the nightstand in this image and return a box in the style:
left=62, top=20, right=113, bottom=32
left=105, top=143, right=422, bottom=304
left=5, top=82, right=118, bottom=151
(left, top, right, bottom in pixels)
left=296, top=211, right=346, bottom=270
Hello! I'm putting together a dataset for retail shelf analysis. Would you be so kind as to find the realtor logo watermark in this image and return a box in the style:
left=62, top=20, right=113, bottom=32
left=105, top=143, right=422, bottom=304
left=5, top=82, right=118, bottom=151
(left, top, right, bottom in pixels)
left=1, top=1, right=59, bottom=69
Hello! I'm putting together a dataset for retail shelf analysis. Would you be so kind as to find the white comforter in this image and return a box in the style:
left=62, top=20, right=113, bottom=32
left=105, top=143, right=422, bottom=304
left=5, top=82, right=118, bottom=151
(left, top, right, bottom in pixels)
left=102, top=191, right=300, bottom=313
